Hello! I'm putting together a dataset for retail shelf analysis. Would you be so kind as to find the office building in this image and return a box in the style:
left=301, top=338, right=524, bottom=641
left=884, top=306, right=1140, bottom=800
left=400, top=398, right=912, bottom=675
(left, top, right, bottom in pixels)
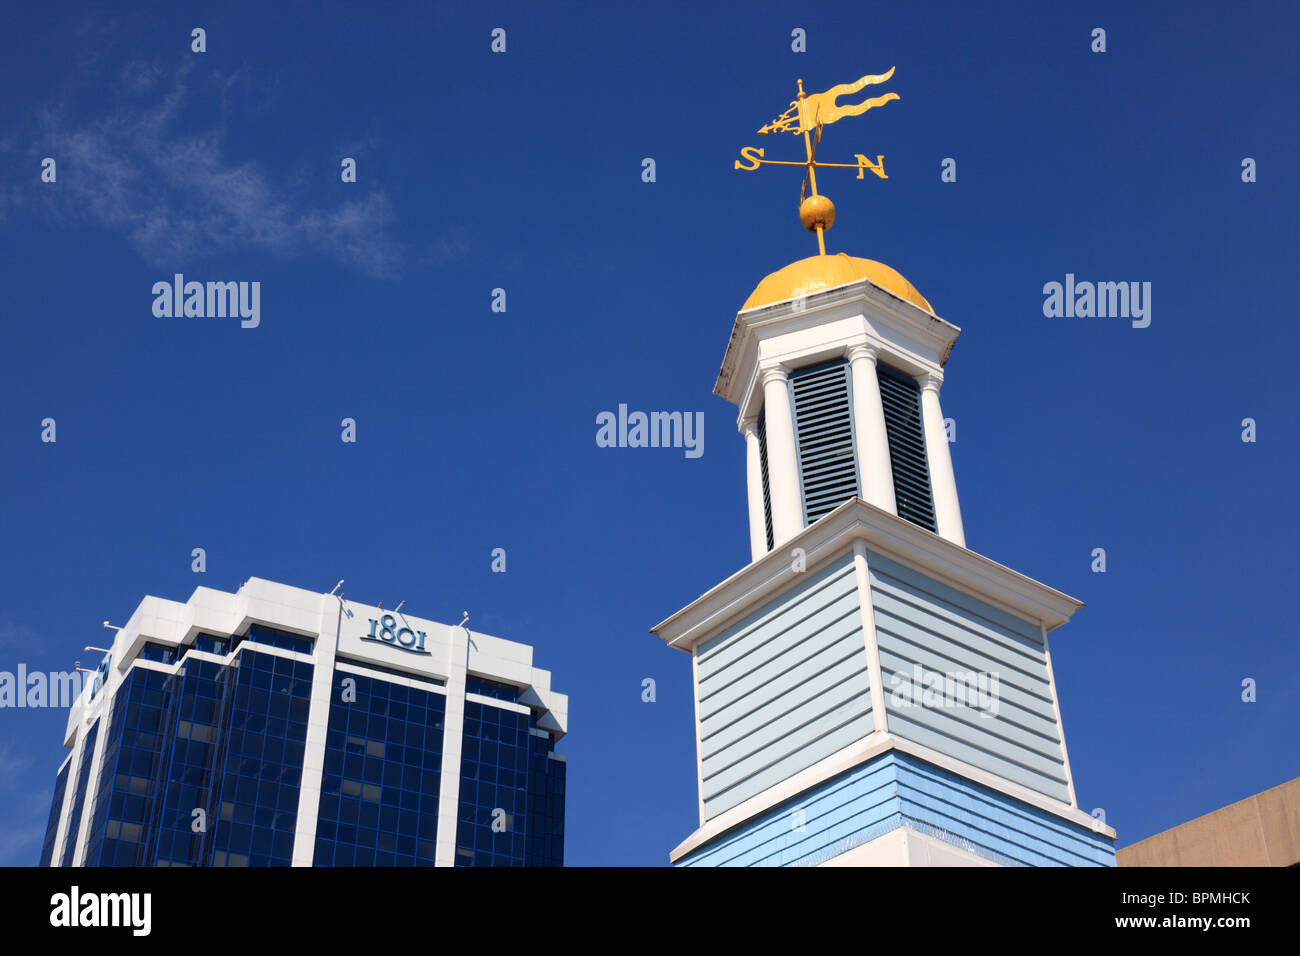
left=40, top=577, right=567, bottom=867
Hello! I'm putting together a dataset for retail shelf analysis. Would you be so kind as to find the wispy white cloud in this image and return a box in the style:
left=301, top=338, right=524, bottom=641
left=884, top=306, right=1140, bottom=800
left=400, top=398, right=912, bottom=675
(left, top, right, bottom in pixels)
left=0, top=821, right=46, bottom=866
left=11, top=56, right=422, bottom=278
left=0, top=743, right=30, bottom=783
left=0, top=751, right=50, bottom=866
left=0, top=617, right=39, bottom=650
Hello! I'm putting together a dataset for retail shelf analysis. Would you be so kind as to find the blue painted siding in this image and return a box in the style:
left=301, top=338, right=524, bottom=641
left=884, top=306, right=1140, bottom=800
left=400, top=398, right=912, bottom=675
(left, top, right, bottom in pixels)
left=676, top=751, right=1114, bottom=867
left=893, top=757, right=1112, bottom=867
left=696, top=556, right=872, bottom=819
left=867, top=551, right=1072, bottom=802
left=679, top=756, right=901, bottom=867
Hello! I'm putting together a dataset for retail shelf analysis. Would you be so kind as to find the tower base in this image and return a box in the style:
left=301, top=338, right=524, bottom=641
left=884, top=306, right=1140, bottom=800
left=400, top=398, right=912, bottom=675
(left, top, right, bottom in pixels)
left=672, top=751, right=1115, bottom=867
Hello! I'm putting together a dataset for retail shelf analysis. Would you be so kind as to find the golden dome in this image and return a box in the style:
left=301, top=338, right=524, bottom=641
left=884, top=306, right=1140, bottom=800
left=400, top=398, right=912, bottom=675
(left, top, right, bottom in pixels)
left=742, top=253, right=934, bottom=314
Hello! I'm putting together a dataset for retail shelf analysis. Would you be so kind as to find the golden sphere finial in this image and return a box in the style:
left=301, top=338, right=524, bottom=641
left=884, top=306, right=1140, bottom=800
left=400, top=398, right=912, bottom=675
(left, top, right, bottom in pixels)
left=799, top=194, right=836, bottom=233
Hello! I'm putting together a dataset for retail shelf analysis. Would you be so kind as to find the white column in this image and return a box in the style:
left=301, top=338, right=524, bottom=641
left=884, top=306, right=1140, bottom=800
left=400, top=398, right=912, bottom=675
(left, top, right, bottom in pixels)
left=434, top=626, right=468, bottom=866
left=290, top=595, right=342, bottom=865
left=760, top=364, right=804, bottom=546
left=852, top=541, right=890, bottom=734
left=846, top=344, right=897, bottom=515
left=740, top=417, right=768, bottom=561
left=70, top=666, right=116, bottom=866
left=59, top=728, right=96, bottom=866
left=1040, top=624, right=1079, bottom=809
left=919, top=373, right=966, bottom=547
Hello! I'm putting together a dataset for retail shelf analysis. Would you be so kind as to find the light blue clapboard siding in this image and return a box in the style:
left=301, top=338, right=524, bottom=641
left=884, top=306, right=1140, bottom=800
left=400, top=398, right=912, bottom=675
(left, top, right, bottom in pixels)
left=866, top=550, right=1071, bottom=802
left=893, top=757, right=1111, bottom=867
left=696, top=556, right=872, bottom=819
left=679, top=754, right=902, bottom=867
left=676, top=751, right=1114, bottom=867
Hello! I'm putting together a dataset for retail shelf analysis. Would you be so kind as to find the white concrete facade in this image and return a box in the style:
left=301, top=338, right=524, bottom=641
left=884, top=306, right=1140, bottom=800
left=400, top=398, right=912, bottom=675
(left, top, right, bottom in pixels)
left=49, top=577, right=567, bottom=868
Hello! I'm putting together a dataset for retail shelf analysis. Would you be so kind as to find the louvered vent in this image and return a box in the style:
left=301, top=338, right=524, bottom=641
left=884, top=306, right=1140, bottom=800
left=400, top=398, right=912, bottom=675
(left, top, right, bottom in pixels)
left=877, top=364, right=937, bottom=532
left=757, top=411, right=774, bottom=550
left=790, top=361, right=861, bottom=524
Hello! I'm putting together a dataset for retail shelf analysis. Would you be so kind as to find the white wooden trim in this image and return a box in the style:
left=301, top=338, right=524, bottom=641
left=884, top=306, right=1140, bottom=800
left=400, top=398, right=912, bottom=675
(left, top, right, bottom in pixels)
left=652, top=497, right=1084, bottom=653
left=691, top=648, right=706, bottom=827
left=853, top=542, right=889, bottom=734
left=1041, top=622, right=1080, bottom=809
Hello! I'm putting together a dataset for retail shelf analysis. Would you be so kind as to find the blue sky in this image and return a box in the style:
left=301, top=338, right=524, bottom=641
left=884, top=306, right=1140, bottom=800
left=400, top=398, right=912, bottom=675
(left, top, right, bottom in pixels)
left=1, top=1, right=1296, bottom=866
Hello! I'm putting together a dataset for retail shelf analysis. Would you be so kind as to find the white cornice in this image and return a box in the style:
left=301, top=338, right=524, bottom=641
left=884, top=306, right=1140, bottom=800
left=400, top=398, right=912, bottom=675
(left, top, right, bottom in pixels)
left=650, top=498, right=1084, bottom=653
left=71, top=576, right=568, bottom=741
left=715, top=278, right=962, bottom=409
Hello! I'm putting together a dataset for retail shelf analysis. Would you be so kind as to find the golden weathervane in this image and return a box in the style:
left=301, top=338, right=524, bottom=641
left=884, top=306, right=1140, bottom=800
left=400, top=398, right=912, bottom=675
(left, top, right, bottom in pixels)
left=735, top=67, right=899, bottom=255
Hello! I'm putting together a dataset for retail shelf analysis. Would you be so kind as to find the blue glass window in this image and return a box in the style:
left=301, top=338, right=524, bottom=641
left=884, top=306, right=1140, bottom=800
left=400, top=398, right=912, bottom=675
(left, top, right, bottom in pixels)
left=465, top=676, right=519, bottom=703
left=191, top=633, right=230, bottom=656
left=55, top=643, right=564, bottom=868
left=335, top=656, right=445, bottom=687
left=525, top=733, right=566, bottom=867
left=313, top=672, right=446, bottom=867
left=75, top=649, right=312, bottom=867
left=208, top=651, right=312, bottom=866
left=139, top=642, right=176, bottom=664
left=245, top=625, right=315, bottom=655
left=151, top=658, right=238, bottom=866
left=455, top=702, right=530, bottom=866
left=39, top=761, right=71, bottom=866
left=84, top=666, right=171, bottom=867
left=455, top=702, right=565, bottom=867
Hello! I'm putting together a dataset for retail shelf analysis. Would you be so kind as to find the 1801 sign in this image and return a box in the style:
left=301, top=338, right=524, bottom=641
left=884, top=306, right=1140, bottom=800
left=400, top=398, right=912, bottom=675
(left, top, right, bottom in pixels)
left=361, top=614, right=430, bottom=656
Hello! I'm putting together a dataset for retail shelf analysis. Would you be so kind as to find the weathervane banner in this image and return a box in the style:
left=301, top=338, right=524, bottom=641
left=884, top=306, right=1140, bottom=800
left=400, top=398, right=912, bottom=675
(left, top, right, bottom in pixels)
left=759, top=67, right=899, bottom=135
